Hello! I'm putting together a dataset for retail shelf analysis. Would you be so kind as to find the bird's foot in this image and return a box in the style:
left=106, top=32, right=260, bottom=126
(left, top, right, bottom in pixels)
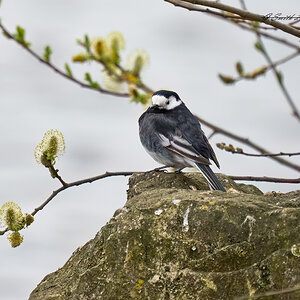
left=175, top=167, right=185, bottom=174
left=145, top=166, right=168, bottom=174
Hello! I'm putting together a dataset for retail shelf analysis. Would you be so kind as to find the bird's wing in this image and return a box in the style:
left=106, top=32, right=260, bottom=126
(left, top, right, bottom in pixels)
left=158, top=133, right=211, bottom=165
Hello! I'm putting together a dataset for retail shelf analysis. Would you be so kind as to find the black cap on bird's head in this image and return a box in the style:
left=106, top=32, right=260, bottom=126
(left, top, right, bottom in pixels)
left=152, top=90, right=181, bottom=100
left=151, top=90, right=182, bottom=110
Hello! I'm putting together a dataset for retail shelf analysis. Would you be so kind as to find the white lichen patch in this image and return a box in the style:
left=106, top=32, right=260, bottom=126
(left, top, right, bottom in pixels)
left=241, top=215, right=256, bottom=227
left=182, top=207, right=190, bottom=232
left=172, top=199, right=181, bottom=205
left=291, top=244, right=300, bottom=257
left=227, top=188, right=241, bottom=194
left=148, top=274, right=160, bottom=284
left=191, top=246, right=197, bottom=251
left=154, top=209, right=163, bottom=216
left=203, top=277, right=217, bottom=291
left=241, top=215, right=256, bottom=242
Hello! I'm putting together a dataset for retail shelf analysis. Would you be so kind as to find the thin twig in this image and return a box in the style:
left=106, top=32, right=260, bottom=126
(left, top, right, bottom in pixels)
left=166, top=0, right=300, bottom=50
left=224, top=150, right=300, bottom=158
left=256, top=33, right=300, bottom=121
left=0, top=23, right=130, bottom=98
left=245, top=2, right=300, bottom=122
left=31, top=171, right=134, bottom=216
left=48, top=165, right=68, bottom=187
left=228, top=176, right=300, bottom=183
left=231, top=49, right=300, bottom=83
left=196, top=116, right=300, bottom=172
left=30, top=170, right=300, bottom=217
left=239, top=0, right=247, bottom=11
left=166, top=0, right=300, bottom=38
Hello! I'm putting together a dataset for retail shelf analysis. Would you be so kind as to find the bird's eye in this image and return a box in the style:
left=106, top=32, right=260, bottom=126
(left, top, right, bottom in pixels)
left=166, top=100, right=170, bottom=105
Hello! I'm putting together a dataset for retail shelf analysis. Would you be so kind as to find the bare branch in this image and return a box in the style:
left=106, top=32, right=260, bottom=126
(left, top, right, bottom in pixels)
left=255, top=34, right=300, bottom=121
left=0, top=23, right=130, bottom=98
left=166, top=0, right=300, bottom=50
left=217, top=143, right=300, bottom=158
left=30, top=171, right=134, bottom=216
left=229, top=175, right=300, bottom=184
left=30, top=169, right=300, bottom=217
left=196, top=116, right=300, bottom=172
left=233, top=50, right=300, bottom=82
left=165, top=0, right=300, bottom=38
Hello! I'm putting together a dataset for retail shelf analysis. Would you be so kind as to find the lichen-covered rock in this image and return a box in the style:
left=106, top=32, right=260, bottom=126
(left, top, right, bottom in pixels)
left=29, top=172, right=300, bottom=300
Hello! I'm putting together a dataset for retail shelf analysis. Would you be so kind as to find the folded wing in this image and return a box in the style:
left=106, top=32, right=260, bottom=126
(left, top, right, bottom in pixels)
left=158, top=133, right=211, bottom=165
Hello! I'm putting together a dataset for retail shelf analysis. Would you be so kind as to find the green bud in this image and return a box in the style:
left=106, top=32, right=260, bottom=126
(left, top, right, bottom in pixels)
left=235, top=62, right=244, bottom=76
left=72, top=53, right=87, bottom=63
left=64, top=63, right=73, bottom=78
left=254, top=41, right=264, bottom=53
left=84, top=34, right=90, bottom=52
left=216, top=143, right=226, bottom=150
left=276, top=71, right=283, bottom=84
left=14, top=25, right=31, bottom=47
left=84, top=73, right=100, bottom=88
left=43, top=45, right=52, bottom=63
left=218, top=74, right=235, bottom=84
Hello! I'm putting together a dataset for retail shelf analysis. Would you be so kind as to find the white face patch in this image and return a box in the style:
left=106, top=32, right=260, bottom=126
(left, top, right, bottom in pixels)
left=151, top=95, right=182, bottom=110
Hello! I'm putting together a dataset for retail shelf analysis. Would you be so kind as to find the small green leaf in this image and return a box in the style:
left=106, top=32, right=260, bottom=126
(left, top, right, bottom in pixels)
left=43, top=45, right=52, bottom=63
left=13, top=25, right=31, bottom=47
left=84, top=72, right=100, bottom=88
left=254, top=41, right=264, bottom=53
left=16, top=26, right=25, bottom=41
left=64, top=63, right=73, bottom=77
left=84, top=34, right=90, bottom=52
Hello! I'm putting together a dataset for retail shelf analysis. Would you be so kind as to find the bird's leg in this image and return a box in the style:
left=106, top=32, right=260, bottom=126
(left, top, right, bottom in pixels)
left=145, top=165, right=169, bottom=173
left=175, top=167, right=185, bottom=174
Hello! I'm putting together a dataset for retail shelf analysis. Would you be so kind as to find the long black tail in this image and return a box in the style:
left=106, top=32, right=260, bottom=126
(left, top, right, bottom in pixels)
left=194, top=163, right=226, bottom=192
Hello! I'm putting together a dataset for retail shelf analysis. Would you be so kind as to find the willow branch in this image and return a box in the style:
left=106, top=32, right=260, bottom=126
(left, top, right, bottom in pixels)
left=256, top=34, right=300, bottom=121
left=0, top=23, right=130, bottom=98
left=30, top=169, right=300, bottom=218
left=225, top=151, right=300, bottom=158
left=196, top=116, right=300, bottom=172
left=31, top=171, right=134, bottom=216
left=228, top=176, right=300, bottom=183
left=166, top=0, right=300, bottom=38
left=226, top=49, right=300, bottom=84
left=166, top=0, right=300, bottom=50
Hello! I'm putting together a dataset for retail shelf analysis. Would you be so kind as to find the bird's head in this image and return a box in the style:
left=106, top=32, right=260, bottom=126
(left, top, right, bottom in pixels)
left=151, top=90, right=182, bottom=110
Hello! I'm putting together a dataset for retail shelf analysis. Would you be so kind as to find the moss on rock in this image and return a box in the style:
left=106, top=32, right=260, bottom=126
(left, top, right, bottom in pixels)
left=29, top=172, right=300, bottom=299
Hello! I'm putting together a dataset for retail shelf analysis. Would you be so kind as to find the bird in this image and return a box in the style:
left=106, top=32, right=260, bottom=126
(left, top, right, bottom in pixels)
left=138, top=90, right=226, bottom=192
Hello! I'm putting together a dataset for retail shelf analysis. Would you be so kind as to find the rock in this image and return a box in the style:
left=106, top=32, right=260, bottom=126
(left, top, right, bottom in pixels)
left=29, top=172, right=300, bottom=300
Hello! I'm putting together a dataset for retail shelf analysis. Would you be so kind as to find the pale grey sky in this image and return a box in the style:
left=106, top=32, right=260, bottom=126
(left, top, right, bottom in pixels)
left=0, top=1, right=299, bottom=299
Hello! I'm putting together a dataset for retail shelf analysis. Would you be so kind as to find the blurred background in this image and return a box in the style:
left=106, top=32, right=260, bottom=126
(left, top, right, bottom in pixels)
left=0, top=0, right=299, bottom=299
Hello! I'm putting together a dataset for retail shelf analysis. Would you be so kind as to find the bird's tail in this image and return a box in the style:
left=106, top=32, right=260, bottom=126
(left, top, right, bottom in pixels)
left=194, top=163, right=226, bottom=192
